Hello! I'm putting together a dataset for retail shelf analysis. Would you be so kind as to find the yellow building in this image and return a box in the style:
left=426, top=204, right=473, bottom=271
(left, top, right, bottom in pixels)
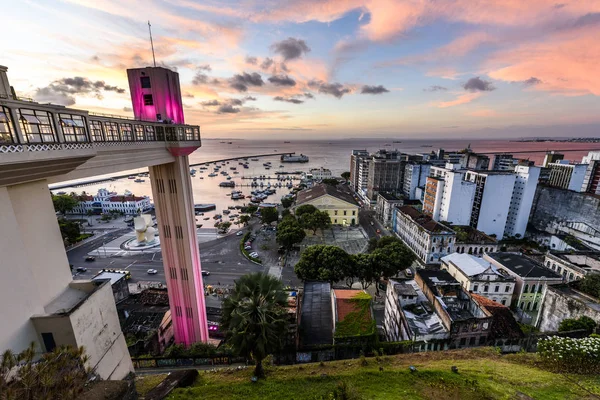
left=294, top=184, right=360, bottom=225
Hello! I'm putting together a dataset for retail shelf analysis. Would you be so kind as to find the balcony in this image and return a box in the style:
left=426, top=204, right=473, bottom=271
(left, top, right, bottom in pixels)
left=0, top=99, right=201, bottom=186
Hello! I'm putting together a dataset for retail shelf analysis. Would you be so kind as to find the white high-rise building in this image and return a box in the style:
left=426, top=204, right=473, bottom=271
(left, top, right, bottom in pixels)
left=504, top=165, right=540, bottom=238
left=403, top=163, right=431, bottom=200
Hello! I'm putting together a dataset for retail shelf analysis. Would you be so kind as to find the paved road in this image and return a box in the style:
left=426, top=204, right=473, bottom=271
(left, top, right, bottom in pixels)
left=68, top=225, right=266, bottom=287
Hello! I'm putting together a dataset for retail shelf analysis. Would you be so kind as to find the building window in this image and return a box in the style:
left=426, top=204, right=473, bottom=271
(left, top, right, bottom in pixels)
left=59, top=113, right=88, bottom=142
left=19, top=109, right=57, bottom=143
left=530, top=284, right=536, bottom=293
left=505, top=285, right=510, bottom=292
left=352, top=210, right=356, bottom=215
left=526, top=302, right=531, bottom=311
left=568, top=272, right=574, bottom=281
left=134, top=124, right=145, bottom=141
left=90, top=120, right=104, bottom=141
left=343, top=210, right=347, bottom=216
left=469, top=337, right=476, bottom=346
left=0, top=106, right=17, bottom=144
left=144, top=94, right=154, bottom=105
left=459, top=338, right=466, bottom=346
left=140, top=76, right=151, bottom=88
left=479, top=336, right=487, bottom=345
left=41, top=332, right=56, bottom=352
left=494, top=285, right=500, bottom=292
left=334, top=218, right=338, bottom=224
left=538, top=285, right=543, bottom=293
left=334, top=210, right=338, bottom=216
left=120, top=123, right=134, bottom=141
left=484, top=285, right=489, bottom=292
left=533, top=302, right=538, bottom=310
left=104, top=121, right=120, bottom=141
left=557, top=267, right=562, bottom=274
left=520, top=302, right=524, bottom=309
left=473, top=284, right=479, bottom=292
left=501, top=299, right=506, bottom=305
left=145, top=125, right=156, bottom=141
left=524, top=284, right=529, bottom=293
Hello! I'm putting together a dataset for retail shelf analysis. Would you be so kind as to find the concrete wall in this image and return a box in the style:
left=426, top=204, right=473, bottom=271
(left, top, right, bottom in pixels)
left=0, top=180, right=73, bottom=354
left=441, top=173, right=475, bottom=225
left=538, top=287, right=600, bottom=332
left=476, top=174, right=515, bottom=238
left=70, top=281, right=133, bottom=379
left=530, top=186, right=600, bottom=233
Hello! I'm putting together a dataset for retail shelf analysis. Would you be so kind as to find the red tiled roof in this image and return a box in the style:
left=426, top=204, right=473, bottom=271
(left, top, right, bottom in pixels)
left=334, top=289, right=370, bottom=322
left=471, top=293, right=523, bottom=339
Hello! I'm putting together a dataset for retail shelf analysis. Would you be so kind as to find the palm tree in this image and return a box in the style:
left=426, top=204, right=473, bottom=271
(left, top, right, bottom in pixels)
left=221, top=273, right=289, bottom=379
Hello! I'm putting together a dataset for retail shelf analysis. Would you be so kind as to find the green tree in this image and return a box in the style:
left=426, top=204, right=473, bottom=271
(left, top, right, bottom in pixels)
left=260, top=207, right=279, bottom=224
left=239, top=214, right=251, bottom=226
left=321, top=178, right=339, bottom=186
left=58, top=219, right=81, bottom=245
left=300, top=210, right=331, bottom=234
left=353, top=253, right=379, bottom=290
left=558, top=316, right=597, bottom=333
left=52, top=194, right=78, bottom=215
left=281, top=197, right=294, bottom=208
left=371, top=241, right=415, bottom=279
left=295, top=204, right=318, bottom=217
left=276, top=217, right=306, bottom=250
left=218, top=221, right=232, bottom=232
left=221, top=273, right=289, bottom=378
left=281, top=209, right=291, bottom=219
left=0, top=343, right=90, bottom=399
left=341, top=171, right=351, bottom=182
left=246, top=205, right=259, bottom=214
left=574, top=274, right=600, bottom=299
left=294, top=245, right=353, bottom=283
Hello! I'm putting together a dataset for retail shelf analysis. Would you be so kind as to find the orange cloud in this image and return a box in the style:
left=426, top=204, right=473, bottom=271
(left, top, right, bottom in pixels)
left=432, top=92, right=481, bottom=108
left=485, top=25, right=600, bottom=96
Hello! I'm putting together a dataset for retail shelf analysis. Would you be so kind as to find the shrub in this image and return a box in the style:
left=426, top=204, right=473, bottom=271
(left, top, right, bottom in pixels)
left=558, top=316, right=597, bottom=333
left=538, top=336, right=600, bottom=374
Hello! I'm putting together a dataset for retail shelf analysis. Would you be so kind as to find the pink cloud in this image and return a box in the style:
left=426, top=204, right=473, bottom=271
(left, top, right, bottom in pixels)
left=431, top=92, right=481, bottom=108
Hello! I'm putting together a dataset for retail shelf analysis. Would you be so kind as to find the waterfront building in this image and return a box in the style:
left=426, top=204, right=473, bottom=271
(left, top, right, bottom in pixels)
left=384, top=279, right=449, bottom=346
left=425, top=165, right=476, bottom=226
left=0, top=63, right=206, bottom=377
left=504, top=165, right=541, bottom=238
left=453, top=225, right=499, bottom=256
left=70, top=188, right=152, bottom=215
left=308, top=167, right=332, bottom=180
left=543, top=251, right=600, bottom=282
left=484, top=253, right=562, bottom=325
left=349, top=149, right=370, bottom=199
left=543, top=151, right=564, bottom=167
left=375, top=192, right=403, bottom=229
left=366, top=149, right=407, bottom=201
left=403, top=162, right=431, bottom=200
left=441, top=253, right=515, bottom=306
left=460, top=151, right=490, bottom=170
left=546, top=162, right=587, bottom=192
left=492, top=153, right=516, bottom=171
left=581, top=151, right=600, bottom=194
left=392, top=205, right=455, bottom=265
left=294, top=183, right=359, bottom=225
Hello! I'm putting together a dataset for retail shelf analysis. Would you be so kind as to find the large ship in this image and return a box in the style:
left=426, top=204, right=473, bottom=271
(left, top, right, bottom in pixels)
left=281, top=153, right=309, bottom=163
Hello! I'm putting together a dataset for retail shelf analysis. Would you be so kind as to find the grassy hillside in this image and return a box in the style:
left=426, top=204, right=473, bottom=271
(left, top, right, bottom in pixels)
left=143, top=348, right=600, bottom=400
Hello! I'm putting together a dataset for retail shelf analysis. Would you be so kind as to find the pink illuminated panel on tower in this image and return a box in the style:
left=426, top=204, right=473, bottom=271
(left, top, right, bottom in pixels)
left=126, top=67, right=185, bottom=124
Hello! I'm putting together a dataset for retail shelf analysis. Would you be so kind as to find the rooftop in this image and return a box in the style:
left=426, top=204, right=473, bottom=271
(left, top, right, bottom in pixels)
left=452, top=225, right=498, bottom=244
left=549, top=285, right=600, bottom=312
left=300, top=282, right=333, bottom=347
left=42, top=280, right=105, bottom=315
left=470, top=294, right=523, bottom=339
left=398, top=205, right=455, bottom=234
left=393, top=282, right=418, bottom=297
left=92, top=271, right=127, bottom=285
left=550, top=251, right=600, bottom=272
left=296, top=183, right=359, bottom=207
left=417, top=269, right=461, bottom=297
left=487, top=253, right=562, bottom=279
left=441, top=253, right=491, bottom=277
left=378, top=192, right=403, bottom=201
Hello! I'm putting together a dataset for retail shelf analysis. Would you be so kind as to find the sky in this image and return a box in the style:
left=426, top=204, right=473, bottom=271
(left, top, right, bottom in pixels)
left=1, top=0, right=600, bottom=139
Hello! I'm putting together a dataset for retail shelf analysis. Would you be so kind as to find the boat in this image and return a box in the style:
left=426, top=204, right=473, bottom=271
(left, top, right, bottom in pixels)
left=243, top=165, right=249, bottom=169
left=190, top=169, right=196, bottom=174
left=230, top=167, right=236, bottom=170
left=195, top=204, right=216, bottom=212
left=231, top=191, right=245, bottom=200
left=281, top=154, right=309, bottom=163
left=203, top=217, right=210, bottom=220
left=251, top=158, right=259, bottom=161
left=208, top=173, right=217, bottom=177
left=196, top=224, right=203, bottom=228
left=222, top=210, right=231, bottom=215
left=128, top=176, right=136, bottom=179
left=233, top=171, right=239, bottom=174
left=228, top=206, right=236, bottom=209
left=213, top=214, right=222, bottom=220
left=219, top=181, right=235, bottom=187
left=393, top=140, right=402, bottom=143
left=228, top=142, right=233, bottom=144
left=134, top=179, right=145, bottom=183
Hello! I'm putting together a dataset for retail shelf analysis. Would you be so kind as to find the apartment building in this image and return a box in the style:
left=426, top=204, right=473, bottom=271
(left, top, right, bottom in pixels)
left=366, top=149, right=408, bottom=200
left=375, top=192, right=404, bottom=228
left=441, top=253, right=515, bottom=306
left=392, top=205, right=456, bottom=265
left=403, top=162, right=431, bottom=200
left=349, top=149, right=369, bottom=194
left=582, top=151, right=600, bottom=194
left=504, top=165, right=541, bottom=238
left=547, top=162, right=587, bottom=191
left=485, top=253, right=562, bottom=325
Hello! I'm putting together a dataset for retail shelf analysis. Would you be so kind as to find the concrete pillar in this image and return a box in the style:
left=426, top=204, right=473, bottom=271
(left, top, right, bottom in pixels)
left=0, top=180, right=73, bottom=353
left=149, top=157, right=209, bottom=345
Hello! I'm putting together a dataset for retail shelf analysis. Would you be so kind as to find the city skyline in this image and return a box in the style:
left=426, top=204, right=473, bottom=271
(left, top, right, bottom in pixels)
left=2, top=0, right=600, bottom=139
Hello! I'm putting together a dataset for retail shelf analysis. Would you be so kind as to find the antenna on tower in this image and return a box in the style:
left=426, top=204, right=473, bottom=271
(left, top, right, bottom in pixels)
left=148, top=21, right=156, bottom=67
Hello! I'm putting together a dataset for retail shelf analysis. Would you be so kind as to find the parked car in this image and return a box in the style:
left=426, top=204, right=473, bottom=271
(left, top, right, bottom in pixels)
left=405, top=268, right=413, bottom=277
left=249, top=252, right=259, bottom=258
left=202, top=270, right=210, bottom=276
left=76, top=267, right=87, bottom=273
left=236, top=231, right=244, bottom=236
left=147, top=269, right=158, bottom=275
left=244, top=245, right=252, bottom=251
left=84, top=256, right=96, bottom=262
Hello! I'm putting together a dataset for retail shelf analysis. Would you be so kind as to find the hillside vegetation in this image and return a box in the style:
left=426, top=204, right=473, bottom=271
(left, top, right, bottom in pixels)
left=160, top=348, right=600, bottom=400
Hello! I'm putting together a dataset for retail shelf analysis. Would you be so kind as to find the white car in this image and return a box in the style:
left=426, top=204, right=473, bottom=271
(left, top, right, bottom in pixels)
left=236, top=231, right=244, bottom=236
left=249, top=252, right=259, bottom=258
left=244, top=245, right=252, bottom=251
left=147, top=269, right=158, bottom=275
